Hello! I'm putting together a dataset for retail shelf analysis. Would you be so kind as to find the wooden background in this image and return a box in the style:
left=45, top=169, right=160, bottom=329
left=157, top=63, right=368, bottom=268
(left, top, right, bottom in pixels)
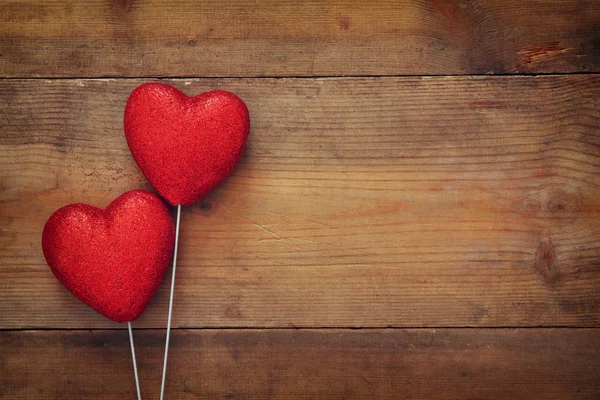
left=1, top=1, right=599, bottom=398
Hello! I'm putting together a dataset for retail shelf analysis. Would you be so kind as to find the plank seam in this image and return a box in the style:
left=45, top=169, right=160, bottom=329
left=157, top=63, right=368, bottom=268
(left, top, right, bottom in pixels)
left=0, top=72, right=599, bottom=81
left=2, top=326, right=599, bottom=332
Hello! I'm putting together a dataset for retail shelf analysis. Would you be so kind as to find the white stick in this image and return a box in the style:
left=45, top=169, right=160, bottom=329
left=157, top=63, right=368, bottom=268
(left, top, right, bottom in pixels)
left=128, top=322, right=142, bottom=400
left=160, top=204, right=182, bottom=400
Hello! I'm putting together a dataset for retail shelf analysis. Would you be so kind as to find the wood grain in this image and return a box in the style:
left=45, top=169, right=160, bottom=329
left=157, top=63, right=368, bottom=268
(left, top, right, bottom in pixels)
left=2, top=328, right=599, bottom=399
left=1, top=0, right=598, bottom=78
left=1, top=76, right=599, bottom=329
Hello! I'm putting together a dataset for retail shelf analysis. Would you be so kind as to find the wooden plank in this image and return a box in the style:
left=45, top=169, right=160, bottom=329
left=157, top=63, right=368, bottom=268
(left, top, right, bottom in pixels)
left=1, top=76, right=599, bottom=329
left=0, top=0, right=598, bottom=77
left=1, top=328, right=599, bottom=399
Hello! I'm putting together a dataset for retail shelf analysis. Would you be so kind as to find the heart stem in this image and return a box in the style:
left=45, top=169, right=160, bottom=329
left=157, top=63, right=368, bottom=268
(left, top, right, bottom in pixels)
left=160, top=204, right=182, bottom=400
left=128, top=322, right=142, bottom=400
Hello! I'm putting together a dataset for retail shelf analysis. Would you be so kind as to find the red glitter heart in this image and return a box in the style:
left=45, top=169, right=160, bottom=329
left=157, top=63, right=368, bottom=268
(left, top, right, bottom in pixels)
left=42, top=190, right=175, bottom=323
left=124, top=83, right=250, bottom=206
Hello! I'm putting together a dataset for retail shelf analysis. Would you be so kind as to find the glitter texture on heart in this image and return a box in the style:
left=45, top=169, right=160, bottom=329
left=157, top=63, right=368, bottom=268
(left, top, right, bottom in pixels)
left=42, top=190, right=175, bottom=322
left=124, top=83, right=250, bottom=206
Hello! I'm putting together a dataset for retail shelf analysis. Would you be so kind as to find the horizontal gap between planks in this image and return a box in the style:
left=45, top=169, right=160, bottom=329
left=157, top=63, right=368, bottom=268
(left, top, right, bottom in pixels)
left=0, top=72, right=599, bottom=81
left=2, top=326, right=600, bottom=332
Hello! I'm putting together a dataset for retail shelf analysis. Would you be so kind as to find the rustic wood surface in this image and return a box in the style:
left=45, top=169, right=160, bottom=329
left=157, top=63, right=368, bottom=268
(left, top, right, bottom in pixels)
left=1, top=76, right=599, bottom=329
left=1, top=0, right=599, bottom=77
left=2, top=329, right=600, bottom=399
left=1, top=0, right=600, bottom=398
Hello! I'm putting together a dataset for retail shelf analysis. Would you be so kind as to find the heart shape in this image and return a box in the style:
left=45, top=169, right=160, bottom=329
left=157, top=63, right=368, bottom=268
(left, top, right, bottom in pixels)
left=124, top=83, right=250, bottom=206
left=42, top=190, right=175, bottom=322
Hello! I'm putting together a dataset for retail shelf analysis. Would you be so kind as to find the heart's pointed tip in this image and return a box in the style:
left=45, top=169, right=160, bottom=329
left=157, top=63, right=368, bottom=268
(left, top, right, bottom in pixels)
left=105, top=309, right=142, bottom=324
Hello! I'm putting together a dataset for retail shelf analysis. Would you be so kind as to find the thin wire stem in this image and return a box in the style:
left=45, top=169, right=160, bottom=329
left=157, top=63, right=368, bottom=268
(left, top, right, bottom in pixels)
left=160, top=204, right=182, bottom=400
left=128, top=322, right=141, bottom=400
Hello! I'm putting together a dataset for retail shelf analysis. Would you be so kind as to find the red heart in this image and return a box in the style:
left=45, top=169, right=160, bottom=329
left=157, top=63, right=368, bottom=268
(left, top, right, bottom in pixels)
left=42, top=190, right=175, bottom=323
left=124, top=83, right=250, bottom=206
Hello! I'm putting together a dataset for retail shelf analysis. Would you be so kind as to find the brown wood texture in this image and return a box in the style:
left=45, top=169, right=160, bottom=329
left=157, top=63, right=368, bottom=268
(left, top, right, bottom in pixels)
left=1, top=76, right=599, bottom=329
left=2, top=328, right=599, bottom=399
left=1, top=0, right=598, bottom=78
left=2, top=1, right=600, bottom=397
